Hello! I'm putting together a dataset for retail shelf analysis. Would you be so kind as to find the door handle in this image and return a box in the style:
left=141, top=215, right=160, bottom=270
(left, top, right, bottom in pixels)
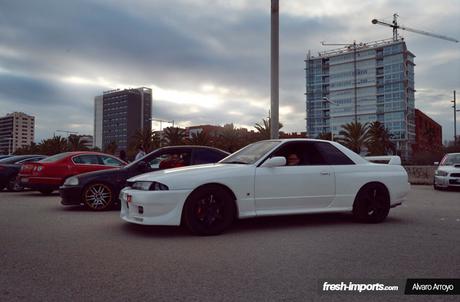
left=320, top=171, right=330, bottom=175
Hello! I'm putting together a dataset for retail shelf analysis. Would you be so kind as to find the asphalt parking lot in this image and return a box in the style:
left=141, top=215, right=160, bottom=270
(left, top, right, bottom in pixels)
left=0, top=186, right=459, bottom=302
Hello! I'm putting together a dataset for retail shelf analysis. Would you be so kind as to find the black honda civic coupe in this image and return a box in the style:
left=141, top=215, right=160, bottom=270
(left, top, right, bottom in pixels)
left=59, top=145, right=229, bottom=211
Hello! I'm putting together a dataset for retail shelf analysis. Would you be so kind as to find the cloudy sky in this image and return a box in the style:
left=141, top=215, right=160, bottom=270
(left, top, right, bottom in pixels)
left=0, top=0, right=459, bottom=142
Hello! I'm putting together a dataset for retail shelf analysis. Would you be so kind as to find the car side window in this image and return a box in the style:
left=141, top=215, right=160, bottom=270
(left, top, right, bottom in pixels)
left=99, top=155, right=124, bottom=166
left=272, top=142, right=327, bottom=166
left=73, top=155, right=100, bottom=165
left=314, top=142, right=355, bottom=165
left=147, top=150, right=191, bottom=169
left=193, top=149, right=226, bottom=165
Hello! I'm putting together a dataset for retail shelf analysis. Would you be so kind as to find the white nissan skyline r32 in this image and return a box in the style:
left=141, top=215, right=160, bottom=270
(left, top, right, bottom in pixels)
left=120, top=139, right=410, bottom=235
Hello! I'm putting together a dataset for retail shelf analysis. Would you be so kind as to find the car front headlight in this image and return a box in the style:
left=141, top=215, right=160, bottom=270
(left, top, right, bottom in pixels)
left=435, top=170, right=448, bottom=177
left=64, top=177, right=79, bottom=186
left=131, top=181, right=169, bottom=191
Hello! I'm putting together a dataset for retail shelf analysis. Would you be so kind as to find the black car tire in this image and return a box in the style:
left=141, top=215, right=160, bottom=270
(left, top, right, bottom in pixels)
left=183, top=185, right=236, bottom=236
left=83, top=183, right=114, bottom=211
left=0, top=184, right=5, bottom=192
left=7, top=179, right=24, bottom=192
left=353, top=183, right=390, bottom=223
left=39, top=189, right=53, bottom=195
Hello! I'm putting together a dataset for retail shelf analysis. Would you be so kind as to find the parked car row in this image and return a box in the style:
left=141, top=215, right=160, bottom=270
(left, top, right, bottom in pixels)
left=7, top=140, right=460, bottom=236
left=0, top=155, right=47, bottom=191
left=1, top=146, right=230, bottom=211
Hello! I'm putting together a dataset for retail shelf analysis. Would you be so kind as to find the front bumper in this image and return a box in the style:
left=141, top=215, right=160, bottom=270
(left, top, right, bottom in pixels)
left=59, top=185, right=83, bottom=205
left=434, top=175, right=460, bottom=188
left=119, top=188, right=192, bottom=226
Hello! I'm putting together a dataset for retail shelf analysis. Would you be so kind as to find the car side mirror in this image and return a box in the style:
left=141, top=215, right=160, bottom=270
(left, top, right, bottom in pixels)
left=434, top=162, right=439, bottom=166
left=137, top=161, right=148, bottom=172
left=261, top=156, right=286, bottom=168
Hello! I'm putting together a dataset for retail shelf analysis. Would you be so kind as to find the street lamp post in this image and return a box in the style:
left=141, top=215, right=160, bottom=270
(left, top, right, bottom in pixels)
left=323, top=97, right=338, bottom=141
left=150, top=118, right=175, bottom=147
left=452, top=90, right=459, bottom=144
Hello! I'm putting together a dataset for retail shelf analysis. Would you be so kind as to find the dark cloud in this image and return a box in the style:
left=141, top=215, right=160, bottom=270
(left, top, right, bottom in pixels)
left=0, top=0, right=459, bottom=142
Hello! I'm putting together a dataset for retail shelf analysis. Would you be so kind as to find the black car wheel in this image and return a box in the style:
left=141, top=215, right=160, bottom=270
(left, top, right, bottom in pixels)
left=183, top=185, right=236, bottom=236
left=353, top=184, right=390, bottom=223
left=7, top=179, right=24, bottom=192
left=0, top=184, right=5, bottom=192
left=83, top=183, right=114, bottom=211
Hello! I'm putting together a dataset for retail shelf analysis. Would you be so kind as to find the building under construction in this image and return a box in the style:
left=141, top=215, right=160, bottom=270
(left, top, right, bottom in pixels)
left=305, top=38, right=416, bottom=159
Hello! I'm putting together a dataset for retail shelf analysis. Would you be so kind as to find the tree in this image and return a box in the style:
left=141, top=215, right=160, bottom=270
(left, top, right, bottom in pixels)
left=162, top=127, right=186, bottom=146
left=129, top=128, right=160, bottom=153
left=254, top=118, right=283, bottom=139
left=337, top=121, right=369, bottom=154
left=67, top=135, right=88, bottom=151
left=317, top=132, right=333, bottom=141
left=13, top=142, right=40, bottom=155
left=366, top=121, right=395, bottom=155
left=38, top=136, right=69, bottom=155
left=214, top=124, right=244, bottom=153
left=187, top=131, right=211, bottom=146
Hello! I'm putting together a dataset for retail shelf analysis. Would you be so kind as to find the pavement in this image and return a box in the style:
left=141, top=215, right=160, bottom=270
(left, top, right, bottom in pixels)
left=0, top=186, right=459, bottom=302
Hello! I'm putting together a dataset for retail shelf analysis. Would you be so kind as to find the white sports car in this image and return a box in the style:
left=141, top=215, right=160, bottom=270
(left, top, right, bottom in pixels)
left=433, top=152, right=460, bottom=190
left=120, top=139, right=410, bottom=235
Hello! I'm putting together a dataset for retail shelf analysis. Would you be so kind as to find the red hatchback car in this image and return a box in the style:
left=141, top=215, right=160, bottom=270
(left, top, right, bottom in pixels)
left=18, top=151, right=127, bottom=195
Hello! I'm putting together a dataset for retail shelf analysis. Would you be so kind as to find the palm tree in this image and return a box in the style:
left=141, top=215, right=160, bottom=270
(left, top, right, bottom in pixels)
left=337, top=121, right=369, bottom=154
left=317, top=132, right=333, bottom=141
left=162, top=127, right=186, bottom=146
left=188, top=131, right=211, bottom=146
left=67, top=135, right=88, bottom=151
left=215, top=123, right=243, bottom=153
left=254, top=118, right=283, bottom=139
left=130, top=128, right=160, bottom=153
left=366, top=121, right=395, bottom=155
left=38, top=136, right=69, bottom=155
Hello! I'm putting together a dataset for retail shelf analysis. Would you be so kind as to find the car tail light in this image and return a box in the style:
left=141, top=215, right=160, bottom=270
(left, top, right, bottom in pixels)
left=33, top=165, right=44, bottom=172
left=127, top=194, right=132, bottom=203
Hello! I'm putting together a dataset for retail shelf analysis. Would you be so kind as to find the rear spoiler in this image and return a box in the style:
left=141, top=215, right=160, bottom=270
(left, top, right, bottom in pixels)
left=365, top=156, right=402, bottom=165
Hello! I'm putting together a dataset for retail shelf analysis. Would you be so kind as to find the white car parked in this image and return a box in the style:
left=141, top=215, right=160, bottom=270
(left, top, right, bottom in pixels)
left=434, top=153, right=460, bottom=190
left=120, top=139, right=410, bottom=235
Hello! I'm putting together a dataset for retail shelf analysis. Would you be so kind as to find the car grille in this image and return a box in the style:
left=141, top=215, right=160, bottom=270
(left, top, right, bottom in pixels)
left=451, top=173, right=460, bottom=177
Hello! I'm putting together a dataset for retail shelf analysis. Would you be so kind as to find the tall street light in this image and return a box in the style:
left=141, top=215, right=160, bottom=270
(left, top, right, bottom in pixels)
left=323, top=97, right=338, bottom=141
left=452, top=90, right=459, bottom=144
left=270, top=0, right=279, bottom=139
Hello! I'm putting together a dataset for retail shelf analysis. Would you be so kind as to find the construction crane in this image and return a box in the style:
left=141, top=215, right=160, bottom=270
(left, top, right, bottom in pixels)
left=372, top=13, right=459, bottom=43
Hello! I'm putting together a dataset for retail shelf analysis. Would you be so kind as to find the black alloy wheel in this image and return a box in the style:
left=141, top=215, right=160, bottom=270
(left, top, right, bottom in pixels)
left=7, top=179, right=24, bottom=192
left=353, top=184, right=390, bottom=223
left=83, top=183, right=114, bottom=211
left=183, top=185, right=236, bottom=236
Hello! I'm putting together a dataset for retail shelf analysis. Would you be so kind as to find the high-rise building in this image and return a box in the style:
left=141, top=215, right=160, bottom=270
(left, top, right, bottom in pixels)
left=93, top=87, right=152, bottom=151
left=0, top=112, right=35, bottom=154
left=305, top=38, right=416, bottom=159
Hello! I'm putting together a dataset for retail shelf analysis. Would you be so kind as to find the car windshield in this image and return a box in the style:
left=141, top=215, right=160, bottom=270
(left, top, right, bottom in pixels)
left=39, top=152, right=71, bottom=163
left=440, top=154, right=460, bottom=166
left=125, top=153, right=151, bottom=169
left=220, top=141, right=280, bottom=165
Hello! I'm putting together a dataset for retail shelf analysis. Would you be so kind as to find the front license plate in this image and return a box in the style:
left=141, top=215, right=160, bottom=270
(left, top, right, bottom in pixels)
left=21, top=178, right=29, bottom=183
